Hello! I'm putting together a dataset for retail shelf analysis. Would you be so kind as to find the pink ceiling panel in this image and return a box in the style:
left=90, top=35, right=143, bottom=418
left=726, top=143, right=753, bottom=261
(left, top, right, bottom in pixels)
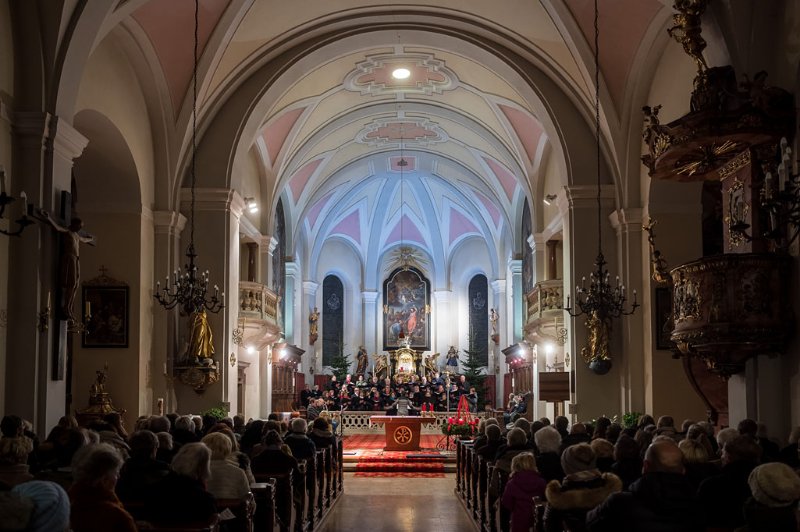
left=306, top=191, right=333, bottom=229
left=499, top=105, right=544, bottom=164
left=289, top=159, right=323, bottom=203
left=331, top=210, right=361, bottom=244
left=262, top=107, right=305, bottom=165
left=385, top=214, right=425, bottom=246
left=133, top=0, right=230, bottom=115
left=475, top=190, right=501, bottom=228
left=483, top=157, right=517, bottom=202
left=565, top=0, right=662, bottom=108
left=449, top=208, right=479, bottom=244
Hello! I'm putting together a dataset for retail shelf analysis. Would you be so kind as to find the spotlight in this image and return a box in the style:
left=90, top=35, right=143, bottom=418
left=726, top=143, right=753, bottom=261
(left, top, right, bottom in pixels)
left=544, top=342, right=555, bottom=356
left=246, top=345, right=256, bottom=355
left=245, top=197, right=258, bottom=214
left=543, top=194, right=557, bottom=206
left=392, top=67, right=411, bottom=80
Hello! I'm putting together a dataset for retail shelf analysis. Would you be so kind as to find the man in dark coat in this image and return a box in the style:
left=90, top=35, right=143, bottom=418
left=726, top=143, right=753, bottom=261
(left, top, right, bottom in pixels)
left=283, top=418, right=317, bottom=462
left=696, top=434, right=761, bottom=530
left=586, top=439, right=702, bottom=532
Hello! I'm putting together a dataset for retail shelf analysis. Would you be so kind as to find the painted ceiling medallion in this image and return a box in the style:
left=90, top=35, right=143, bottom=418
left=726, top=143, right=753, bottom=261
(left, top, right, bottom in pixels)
left=356, top=118, right=448, bottom=147
left=344, top=53, right=457, bottom=96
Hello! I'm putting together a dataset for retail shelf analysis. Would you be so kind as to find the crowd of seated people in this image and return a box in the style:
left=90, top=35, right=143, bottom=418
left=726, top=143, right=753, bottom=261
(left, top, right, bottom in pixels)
left=0, top=409, right=341, bottom=531
left=300, top=372, right=480, bottom=414
left=459, top=413, right=800, bottom=532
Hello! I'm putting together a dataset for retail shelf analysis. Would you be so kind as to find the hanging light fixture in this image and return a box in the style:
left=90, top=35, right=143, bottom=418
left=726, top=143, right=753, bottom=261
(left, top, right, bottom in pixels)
left=564, top=0, right=638, bottom=374
left=154, top=0, right=224, bottom=317
left=390, top=123, right=421, bottom=273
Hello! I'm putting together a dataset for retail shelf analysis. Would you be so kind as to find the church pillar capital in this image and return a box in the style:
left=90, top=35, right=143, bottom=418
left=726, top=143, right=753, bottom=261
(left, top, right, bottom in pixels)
left=610, top=208, right=645, bottom=236
left=303, top=281, right=319, bottom=297
left=490, top=279, right=507, bottom=295
left=51, top=118, right=89, bottom=164
left=181, top=188, right=245, bottom=219
left=153, top=211, right=187, bottom=237
left=361, top=290, right=379, bottom=303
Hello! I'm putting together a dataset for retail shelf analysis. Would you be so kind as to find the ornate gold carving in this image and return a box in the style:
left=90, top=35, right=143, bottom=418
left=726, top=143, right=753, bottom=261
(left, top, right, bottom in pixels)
left=675, top=141, right=743, bottom=176
left=718, top=150, right=751, bottom=181
left=393, top=425, right=412, bottom=445
left=673, top=273, right=702, bottom=323
left=724, top=177, right=750, bottom=247
left=176, top=364, right=220, bottom=394
left=667, top=0, right=710, bottom=74
left=643, top=219, right=671, bottom=285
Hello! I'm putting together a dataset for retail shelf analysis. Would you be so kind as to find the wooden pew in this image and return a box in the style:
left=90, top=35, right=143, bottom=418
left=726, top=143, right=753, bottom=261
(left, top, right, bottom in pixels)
left=143, top=517, right=221, bottom=532
left=253, top=471, right=295, bottom=532
left=476, top=455, right=488, bottom=525
left=251, top=480, right=277, bottom=532
left=215, top=493, right=256, bottom=532
left=337, top=440, right=344, bottom=496
left=483, top=462, right=496, bottom=532
left=293, top=461, right=309, bottom=532
left=304, top=453, right=318, bottom=529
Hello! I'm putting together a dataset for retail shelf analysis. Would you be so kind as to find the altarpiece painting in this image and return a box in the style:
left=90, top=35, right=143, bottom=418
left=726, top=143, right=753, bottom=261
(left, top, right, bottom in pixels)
left=383, top=267, right=430, bottom=351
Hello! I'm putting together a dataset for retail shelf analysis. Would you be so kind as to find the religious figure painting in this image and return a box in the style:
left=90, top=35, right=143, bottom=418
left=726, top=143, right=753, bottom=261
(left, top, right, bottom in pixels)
left=82, top=285, right=129, bottom=348
left=383, top=267, right=430, bottom=350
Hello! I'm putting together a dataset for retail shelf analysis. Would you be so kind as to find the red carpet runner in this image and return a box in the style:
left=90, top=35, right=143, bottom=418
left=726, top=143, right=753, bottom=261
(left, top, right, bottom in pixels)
left=343, top=434, right=447, bottom=478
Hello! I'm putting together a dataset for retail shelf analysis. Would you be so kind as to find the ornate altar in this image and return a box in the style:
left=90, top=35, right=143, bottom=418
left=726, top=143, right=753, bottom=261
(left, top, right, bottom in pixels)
left=77, top=365, right=125, bottom=427
left=389, top=345, right=422, bottom=384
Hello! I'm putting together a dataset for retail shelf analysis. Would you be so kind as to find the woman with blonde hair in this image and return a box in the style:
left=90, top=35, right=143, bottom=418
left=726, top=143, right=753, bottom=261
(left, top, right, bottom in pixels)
left=202, top=432, right=251, bottom=500
left=501, top=452, right=546, bottom=532
left=679, top=437, right=716, bottom=490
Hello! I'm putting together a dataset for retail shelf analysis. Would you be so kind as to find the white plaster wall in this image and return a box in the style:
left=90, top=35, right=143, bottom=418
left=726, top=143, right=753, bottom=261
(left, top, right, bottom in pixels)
left=315, top=239, right=363, bottom=374
left=74, top=36, right=155, bottom=209
left=450, top=237, right=492, bottom=350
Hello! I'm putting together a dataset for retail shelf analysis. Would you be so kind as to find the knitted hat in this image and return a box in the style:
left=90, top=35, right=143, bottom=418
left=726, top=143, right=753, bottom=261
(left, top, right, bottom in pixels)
left=748, top=463, right=800, bottom=508
left=561, top=443, right=597, bottom=474
left=11, top=481, right=69, bottom=532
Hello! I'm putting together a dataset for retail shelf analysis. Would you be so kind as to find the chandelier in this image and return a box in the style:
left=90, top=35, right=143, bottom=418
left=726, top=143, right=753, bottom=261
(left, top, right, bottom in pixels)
left=154, top=0, right=224, bottom=317
left=564, top=0, right=638, bottom=373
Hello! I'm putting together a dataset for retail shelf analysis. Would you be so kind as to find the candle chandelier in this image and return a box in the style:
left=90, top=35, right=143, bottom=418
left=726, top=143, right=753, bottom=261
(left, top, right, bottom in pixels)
left=564, top=0, right=638, bottom=373
left=154, top=0, right=224, bottom=316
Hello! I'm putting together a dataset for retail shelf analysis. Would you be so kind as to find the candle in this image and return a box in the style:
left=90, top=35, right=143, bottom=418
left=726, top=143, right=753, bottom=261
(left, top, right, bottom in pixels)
left=19, top=190, right=26, bottom=205
left=46, top=291, right=50, bottom=309
left=85, top=301, right=91, bottom=317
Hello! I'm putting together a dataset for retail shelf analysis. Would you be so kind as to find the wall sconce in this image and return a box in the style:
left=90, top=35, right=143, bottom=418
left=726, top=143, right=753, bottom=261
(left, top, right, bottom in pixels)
left=244, top=197, right=258, bottom=214
left=0, top=167, right=34, bottom=237
left=543, top=194, right=557, bottom=206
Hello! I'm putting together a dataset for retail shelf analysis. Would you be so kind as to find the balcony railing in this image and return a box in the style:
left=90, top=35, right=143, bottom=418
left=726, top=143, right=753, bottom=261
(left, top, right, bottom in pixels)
left=526, top=279, right=563, bottom=322
left=239, top=281, right=279, bottom=323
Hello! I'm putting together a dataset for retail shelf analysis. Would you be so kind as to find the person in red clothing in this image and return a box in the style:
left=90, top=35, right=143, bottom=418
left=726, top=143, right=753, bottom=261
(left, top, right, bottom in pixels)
left=501, top=452, right=546, bottom=532
left=68, top=443, right=137, bottom=532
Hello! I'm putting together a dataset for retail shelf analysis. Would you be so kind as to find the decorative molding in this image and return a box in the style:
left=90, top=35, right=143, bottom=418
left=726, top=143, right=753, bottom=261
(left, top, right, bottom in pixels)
left=302, top=281, right=319, bottom=296
left=355, top=117, right=448, bottom=147
left=152, top=211, right=187, bottom=236
left=361, top=290, right=379, bottom=303
left=51, top=117, right=89, bottom=162
left=344, top=52, right=457, bottom=97
left=609, top=208, right=645, bottom=232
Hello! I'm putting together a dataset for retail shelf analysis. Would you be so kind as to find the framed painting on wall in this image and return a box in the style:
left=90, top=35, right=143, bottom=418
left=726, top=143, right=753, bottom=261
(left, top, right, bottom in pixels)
left=383, top=267, right=430, bottom=351
left=82, top=284, right=129, bottom=348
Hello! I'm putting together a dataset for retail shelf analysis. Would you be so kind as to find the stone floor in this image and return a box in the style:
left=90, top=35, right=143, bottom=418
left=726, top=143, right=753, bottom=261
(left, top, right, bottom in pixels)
left=318, top=473, right=476, bottom=531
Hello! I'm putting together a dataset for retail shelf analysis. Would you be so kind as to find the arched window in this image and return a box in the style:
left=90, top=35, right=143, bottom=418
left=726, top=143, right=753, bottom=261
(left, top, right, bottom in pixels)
left=272, top=199, right=286, bottom=330
left=322, top=275, right=344, bottom=366
left=468, top=274, right=489, bottom=366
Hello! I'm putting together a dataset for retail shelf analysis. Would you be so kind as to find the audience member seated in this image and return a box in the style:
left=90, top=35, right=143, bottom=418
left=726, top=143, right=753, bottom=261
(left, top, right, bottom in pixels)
left=0, top=436, right=34, bottom=487
left=715, top=427, right=739, bottom=456
left=69, top=443, right=137, bottom=532
left=102, top=412, right=128, bottom=440
left=634, top=424, right=656, bottom=458
left=592, top=417, right=611, bottom=441
left=240, top=420, right=266, bottom=456
left=145, top=442, right=217, bottom=525
left=533, top=426, right=564, bottom=482
left=36, top=427, right=87, bottom=490
left=148, top=415, right=171, bottom=435
left=283, top=418, right=316, bottom=462
left=171, top=415, right=199, bottom=451
left=43, top=416, right=79, bottom=445
left=308, top=418, right=337, bottom=461
left=590, top=439, right=614, bottom=473
left=251, top=430, right=300, bottom=475
left=779, top=426, right=800, bottom=468
left=605, top=423, right=622, bottom=445
left=586, top=440, right=700, bottom=532
left=155, top=431, right=175, bottom=464
left=495, top=427, right=535, bottom=470
left=738, top=418, right=780, bottom=463
left=476, top=424, right=504, bottom=461
left=554, top=416, right=569, bottom=439
left=202, top=433, right=251, bottom=500
left=543, top=443, right=621, bottom=532
left=740, top=462, right=800, bottom=531
left=610, top=434, right=642, bottom=490
left=205, top=424, right=255, bottom=483
left=11, top=480, right=70, bottom=531
left=116, top=430, right=169, bottom=502
left=654, top=416, right=679, bottom=441
left=678, top=437, right=717, bottom=491
left=560, top=422, right=592, bottom=453
left=696, top=434, right=761, bottom=530
left=501, top=452, right=546, bottom=532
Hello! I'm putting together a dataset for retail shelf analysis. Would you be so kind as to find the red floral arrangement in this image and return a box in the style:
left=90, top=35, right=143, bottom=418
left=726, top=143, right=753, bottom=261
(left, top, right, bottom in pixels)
left=442, top=395, right=478, bottom=438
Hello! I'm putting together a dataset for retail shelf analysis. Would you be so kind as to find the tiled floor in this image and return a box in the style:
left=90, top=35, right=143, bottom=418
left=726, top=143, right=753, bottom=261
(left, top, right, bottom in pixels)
left=318, top=473, right=476, bottom=531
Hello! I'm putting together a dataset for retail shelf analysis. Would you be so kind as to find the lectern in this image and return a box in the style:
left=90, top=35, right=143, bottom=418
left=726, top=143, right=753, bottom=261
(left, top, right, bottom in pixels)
left=369, top=415, right=434, bottom=451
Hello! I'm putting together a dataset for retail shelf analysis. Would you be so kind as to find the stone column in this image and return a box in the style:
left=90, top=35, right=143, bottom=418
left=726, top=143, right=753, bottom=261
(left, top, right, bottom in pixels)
left=284, top=262, right=299, bottom=344
left=530, top=234, right=547, bottom=284
left=302, top=281, right=319, bottom=376
left=433, top=290, right=452, bottom=368
left=266, top=237, right=278, bottom=288
left=508, top=260, right=523, bottom=344
left=152, top=211, right=186, bottom=416
left=491, top=278, right=508, bottom=408
left=562, top=184, right=621, bottom=420
left=362, top=290, right=379, bottom=355
left=546, top=240, right=559, bottom=280
left=173, top=188, right=242, bottom=415
left=610, top=208, right=646, bottom=414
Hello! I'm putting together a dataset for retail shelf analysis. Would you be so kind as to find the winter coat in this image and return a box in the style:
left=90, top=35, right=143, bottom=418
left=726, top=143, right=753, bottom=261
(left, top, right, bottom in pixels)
left=585, top=472, right=702, bottom=532
left=696, top=460, right=757, bottom=530
left=543, top=470, right=622, bottom=532
left=501, top=470, right=547, bottom=532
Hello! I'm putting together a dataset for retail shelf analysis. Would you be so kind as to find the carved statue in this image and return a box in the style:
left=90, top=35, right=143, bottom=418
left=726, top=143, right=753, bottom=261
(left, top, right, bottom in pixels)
left=446, top=346, right=459, bottom=371
left=186, top=310, right=215, bottom=363
left=356, top=345, right=368, bottom=377
left=309, top=306, right=319, bottom=344
left=41, top=213, right=95, bottom=324
left=91, top=365, right=108, bottom=396
left=643, top=219, right=671, bottom=285
left=489, top=308, right=498, bottom=335
left=423, top=353, right=439, bottom=380
left=667, top=0, right=709, bottom=73
left=581, top=311, right=610, bottom=364
left=372, top=352, right=388, bottom=380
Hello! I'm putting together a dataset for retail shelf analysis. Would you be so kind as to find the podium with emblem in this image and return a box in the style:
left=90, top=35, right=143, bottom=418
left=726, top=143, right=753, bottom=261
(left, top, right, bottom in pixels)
left=369, top=415, right=435, bottom=451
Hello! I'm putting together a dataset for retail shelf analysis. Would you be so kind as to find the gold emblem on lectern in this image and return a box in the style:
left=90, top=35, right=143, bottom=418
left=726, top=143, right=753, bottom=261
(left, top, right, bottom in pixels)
left=393, top=425, right=412, bottom=445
